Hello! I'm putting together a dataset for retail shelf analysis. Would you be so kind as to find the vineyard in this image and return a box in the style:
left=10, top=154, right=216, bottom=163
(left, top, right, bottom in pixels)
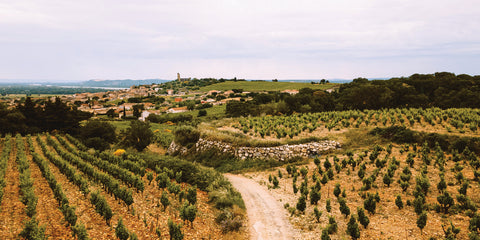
left=230, top=108, right=480, bottom=140
left=0, top=134, right=234, bottom=239
left=246, top=141, right=480, bottom=239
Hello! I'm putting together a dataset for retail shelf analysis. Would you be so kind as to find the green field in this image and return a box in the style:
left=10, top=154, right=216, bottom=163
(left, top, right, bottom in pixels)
left=198, top=81, right=338, bottom=92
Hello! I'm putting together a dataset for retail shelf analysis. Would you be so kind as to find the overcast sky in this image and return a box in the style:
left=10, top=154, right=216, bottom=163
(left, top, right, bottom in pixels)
left=1, top=0, right=479, bottom=82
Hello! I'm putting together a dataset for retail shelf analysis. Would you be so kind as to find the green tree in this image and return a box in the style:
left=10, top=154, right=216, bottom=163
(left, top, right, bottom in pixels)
left=121, top=120, right=153, bottom=151
left=132, top=104, right=144, bottom=119
left=106, top=108, right=116, bottom=118
left=79, top=120, right=116, bottom=151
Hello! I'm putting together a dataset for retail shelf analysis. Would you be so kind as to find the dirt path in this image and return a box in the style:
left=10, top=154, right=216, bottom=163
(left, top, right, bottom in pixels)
left=225, top=174, right=297, bottom=240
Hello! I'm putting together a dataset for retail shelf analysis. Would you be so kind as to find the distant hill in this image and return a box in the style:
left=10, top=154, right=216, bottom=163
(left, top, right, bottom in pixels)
left=78, top=79, right=171, bottom=88
left=198, top=81, right=338, bottom=92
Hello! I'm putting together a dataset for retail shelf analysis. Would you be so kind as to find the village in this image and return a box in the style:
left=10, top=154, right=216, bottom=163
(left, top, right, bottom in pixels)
left=0, top=80, right=302, bottom=121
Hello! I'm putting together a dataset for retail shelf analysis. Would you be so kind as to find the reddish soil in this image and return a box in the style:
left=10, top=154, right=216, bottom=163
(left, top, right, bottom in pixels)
left=34, top=136, right=116, bottom=239
left=244, top=146, right=476, bottom=240
left=25, top=138, right=73, bottom=239
left=43, top=136, right=227, bottom=239
left=0, top=138, right=27, bottom=239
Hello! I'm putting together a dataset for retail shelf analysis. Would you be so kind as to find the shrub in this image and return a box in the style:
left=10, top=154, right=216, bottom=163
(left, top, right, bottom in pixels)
left=296, top=194, right=307, bottom=213
left=364, top=193, right=377, bottom=214
left=310, top=188, right=321, bottom=205
left=417, top=211, right=428, bottom=235
left=357, top=207, right=369, bottom=228
left=180, top=202, right=197, bottom=227
left=437, top=191, right=454, bottom=213
left=121, top=120, right=154, bottom=151
left=395, top=195, right=404, bottom=209
left=161, top=191, right=170, bottom=211
left=19, top=217, right=45, bottom=240
left=333, top=183, right=341, bottom=198
left=346, top=216, right=361, bottom=240
left=168, top=219, right=184, bottom=240
left=72, top=223, right=89, bottom=240
left=326, top=216, right=337, bottom=234
left=338, top=197, right=350, bottom=218
left=313, top=207, right=322, bottom=223
left=115, top=218, right=129, bottom=240
left=174, top=126, right=200, bottom=147
left=186, top=186, right=197, bottom=205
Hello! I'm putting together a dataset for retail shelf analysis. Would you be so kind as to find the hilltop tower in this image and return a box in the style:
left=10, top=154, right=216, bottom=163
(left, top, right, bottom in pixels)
left=177, top=73, right=180, bottom=81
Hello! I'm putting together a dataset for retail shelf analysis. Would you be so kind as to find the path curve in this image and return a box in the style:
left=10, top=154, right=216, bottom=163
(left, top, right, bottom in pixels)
left=225, top=174, right=297, bottom=240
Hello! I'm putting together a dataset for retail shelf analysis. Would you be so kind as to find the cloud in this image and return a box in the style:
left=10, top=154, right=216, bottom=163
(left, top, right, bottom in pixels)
left=0, top=0, right=479, bottom=81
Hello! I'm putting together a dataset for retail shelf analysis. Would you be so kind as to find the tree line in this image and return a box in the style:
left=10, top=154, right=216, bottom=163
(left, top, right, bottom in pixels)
left=0, top=96, right=92, bottom=135
left=226, top=72, right=480, bottom=117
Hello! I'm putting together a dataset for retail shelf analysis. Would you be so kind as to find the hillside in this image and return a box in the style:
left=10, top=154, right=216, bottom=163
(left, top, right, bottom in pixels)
left=198, top=81, right=337, bottom=92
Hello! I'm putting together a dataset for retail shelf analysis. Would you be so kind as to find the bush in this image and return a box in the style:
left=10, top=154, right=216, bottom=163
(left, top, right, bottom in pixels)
left=346, top=216, right=361, bottom=240
left=78, top=120, right=116, bottom=151
left=174, top=126, right=200, bottom=147
left=395, top=195, right=404, bottom=209
left=326, top=216, right=337, bottom=234
left=296, top=195, right=307, bottom=213
left=121, top=120, right=154, bottom=151
left=72, top=223, right=89, bottom=240
left=198, top=109, right=207, bottom=117
left=364, top=193, right=377, bottom=214
left=115, top=218, right=129, bottom=240
left=19, top=217, right=46, bottom=240
left=168, top=219, right=184, bottom=240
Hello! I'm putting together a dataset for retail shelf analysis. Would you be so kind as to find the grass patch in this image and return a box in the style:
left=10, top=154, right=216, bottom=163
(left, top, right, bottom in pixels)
left=183, top=148, right=306, bottom=173
left=369, top=126, right=480, bottom=153
left=198, top=81, right=338, bottom=92
left=341, top=128, right=385, bottom=149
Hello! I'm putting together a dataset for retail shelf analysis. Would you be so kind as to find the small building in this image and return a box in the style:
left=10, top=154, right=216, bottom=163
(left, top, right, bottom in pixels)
left=281, top=89, right=299, bottom=95
left=167, top=106, right=188, bottom=114
left=139, top=110, right=151, bottom=121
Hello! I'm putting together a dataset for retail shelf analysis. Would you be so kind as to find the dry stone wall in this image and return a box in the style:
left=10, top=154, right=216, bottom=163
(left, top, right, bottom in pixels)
left=168, top=138, right=341, bottom=161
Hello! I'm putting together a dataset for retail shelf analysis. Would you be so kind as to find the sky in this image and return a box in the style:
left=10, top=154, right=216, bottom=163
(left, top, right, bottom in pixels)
left=1, top=0, right=479, bottom=82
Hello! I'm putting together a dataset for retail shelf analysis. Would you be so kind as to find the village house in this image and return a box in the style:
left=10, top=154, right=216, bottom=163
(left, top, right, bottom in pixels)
left=166, top=106, right=188, bottom=113
left=281, top=89, right=299, bottom=95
